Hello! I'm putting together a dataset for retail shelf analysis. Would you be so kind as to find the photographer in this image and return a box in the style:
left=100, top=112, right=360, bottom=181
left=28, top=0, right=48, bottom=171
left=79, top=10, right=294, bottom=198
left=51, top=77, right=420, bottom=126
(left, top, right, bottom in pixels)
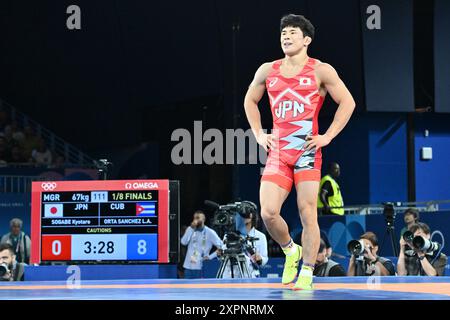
left=397, top=222, right=447, bottom=276
left=1, top=218, right=31, bottom=264
left=181, top=210, right=223, bottom=279
left=314, top=239, right=346, bottom=277
left=347, top=232, right=395, bottom=276
left=212, top=210, right=268, bottom=278
left=0, top=243, right=25, bottom=281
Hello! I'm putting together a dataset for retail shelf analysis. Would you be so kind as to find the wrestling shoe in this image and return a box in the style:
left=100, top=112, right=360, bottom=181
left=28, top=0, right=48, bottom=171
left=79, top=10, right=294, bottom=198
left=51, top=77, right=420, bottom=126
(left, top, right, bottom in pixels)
left=292, top=268, right=314, bottom=291
left=281, top=244, right=302, bottom=285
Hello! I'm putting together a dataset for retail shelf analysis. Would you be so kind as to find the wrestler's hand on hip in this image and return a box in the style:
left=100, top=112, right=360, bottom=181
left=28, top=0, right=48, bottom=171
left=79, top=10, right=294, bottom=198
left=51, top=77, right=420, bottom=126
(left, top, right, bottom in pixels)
left=304, top=134, right=332, bottom=151
left=256, top=132, right=276, bottom=152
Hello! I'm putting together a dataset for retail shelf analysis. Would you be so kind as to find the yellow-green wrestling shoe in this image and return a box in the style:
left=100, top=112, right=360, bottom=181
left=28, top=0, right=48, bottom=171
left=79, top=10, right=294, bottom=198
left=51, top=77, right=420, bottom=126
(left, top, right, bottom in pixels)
left=292, top=273, right=314, bottom=291
left=281, top=244, right=302, bottom=285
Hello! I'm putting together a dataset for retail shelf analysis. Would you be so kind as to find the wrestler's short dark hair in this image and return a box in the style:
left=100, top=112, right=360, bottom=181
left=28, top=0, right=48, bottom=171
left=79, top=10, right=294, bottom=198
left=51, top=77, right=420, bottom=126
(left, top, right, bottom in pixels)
left=280, top=14, right=315, bottom=40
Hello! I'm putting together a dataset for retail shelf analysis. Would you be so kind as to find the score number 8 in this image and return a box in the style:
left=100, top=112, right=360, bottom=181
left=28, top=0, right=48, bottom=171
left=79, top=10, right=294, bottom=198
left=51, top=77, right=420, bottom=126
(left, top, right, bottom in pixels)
left=137, top=240, right=147, bottom=255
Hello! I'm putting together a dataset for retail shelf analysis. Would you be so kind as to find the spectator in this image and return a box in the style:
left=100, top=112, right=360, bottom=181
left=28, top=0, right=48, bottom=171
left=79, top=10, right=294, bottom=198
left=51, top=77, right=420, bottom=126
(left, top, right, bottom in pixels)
left=1, top=218, right=31, bottom=264
left=397, top=222, right=447, bottom=276
left=399, top=208, right=420, bottom=238
left=180, top=210, right=223, bottom=279
left=52, top=154, right=67, bottom=168
left=31, top=138, right=52, bottom=166
left=8, top=145, right=28, bottom=163
left=5, top=121, right=26, bottom=144
left=3, top=125, right=18, bottom=150
left=314, top=239, right=346, bottom=277
left=0, top=136, right=11, bottom=164
left=0, top=243, right=26, bottom=281
left=0, top=107, right=8, bottom=132
left=318, top=162, right=344, bottom=216
left=21, top=125, right=40, bottom=160
left=347, top=232, right=395, bottom=276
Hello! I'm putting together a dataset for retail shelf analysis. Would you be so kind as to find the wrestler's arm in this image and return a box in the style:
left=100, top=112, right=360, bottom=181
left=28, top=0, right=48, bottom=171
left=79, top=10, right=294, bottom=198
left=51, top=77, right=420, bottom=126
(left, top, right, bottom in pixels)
left=305, top=63, right=356, bottom=150
left=244, top=63, right=275, bottom=151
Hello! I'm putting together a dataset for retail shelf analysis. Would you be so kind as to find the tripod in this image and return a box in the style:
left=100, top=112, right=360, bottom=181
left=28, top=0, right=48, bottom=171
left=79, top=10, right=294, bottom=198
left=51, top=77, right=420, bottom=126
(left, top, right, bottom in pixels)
left=216, top=251, right=251, bottom=278
left=380, top=219, right=399, bottom=257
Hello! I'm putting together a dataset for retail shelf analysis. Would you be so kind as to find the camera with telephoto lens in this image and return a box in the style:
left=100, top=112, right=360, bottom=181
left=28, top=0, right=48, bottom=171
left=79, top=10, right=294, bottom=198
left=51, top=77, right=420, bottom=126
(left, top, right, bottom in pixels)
left=403, top=231, right=440, bottom=253
left=347, top=239, right=366, bottom=256
left=0, top=263, right=9, bottom=277
left=413, top=236, right=440, bottom=253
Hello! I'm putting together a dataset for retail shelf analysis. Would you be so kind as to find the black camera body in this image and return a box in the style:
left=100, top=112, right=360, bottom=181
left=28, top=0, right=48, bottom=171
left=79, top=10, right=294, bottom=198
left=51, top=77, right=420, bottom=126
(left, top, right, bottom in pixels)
left=206, top=199, right=258, bottom=257
left=383, top=202, right=396, bottom=226
left=209, top=200, right=257, bottom=234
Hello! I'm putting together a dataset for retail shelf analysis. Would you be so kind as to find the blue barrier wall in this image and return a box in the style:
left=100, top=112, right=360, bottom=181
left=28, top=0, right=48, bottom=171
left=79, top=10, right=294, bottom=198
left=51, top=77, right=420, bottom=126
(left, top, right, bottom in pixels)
left=414, top=113, right=450, bottom=205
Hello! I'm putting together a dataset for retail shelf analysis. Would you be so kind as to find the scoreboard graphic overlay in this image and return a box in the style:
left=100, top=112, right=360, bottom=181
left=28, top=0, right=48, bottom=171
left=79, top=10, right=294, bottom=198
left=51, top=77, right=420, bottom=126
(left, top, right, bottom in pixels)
left=31, top=180, right=172, bottom=264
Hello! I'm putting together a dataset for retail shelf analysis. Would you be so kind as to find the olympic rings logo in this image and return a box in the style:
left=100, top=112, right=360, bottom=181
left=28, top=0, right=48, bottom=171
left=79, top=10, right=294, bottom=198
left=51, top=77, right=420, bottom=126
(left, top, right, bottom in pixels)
left=41, top=182, right=57, bottom=191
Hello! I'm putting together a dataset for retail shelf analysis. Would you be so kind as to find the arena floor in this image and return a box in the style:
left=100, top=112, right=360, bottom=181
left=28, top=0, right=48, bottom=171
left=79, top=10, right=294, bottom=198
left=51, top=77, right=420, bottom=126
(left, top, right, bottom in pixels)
left=0, top=276, right=449, bottom=300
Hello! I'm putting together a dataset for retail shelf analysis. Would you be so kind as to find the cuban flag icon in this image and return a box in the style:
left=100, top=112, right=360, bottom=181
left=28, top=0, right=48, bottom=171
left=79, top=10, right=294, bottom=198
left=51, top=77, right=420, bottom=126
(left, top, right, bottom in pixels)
left=44, top=204, right=64, bottom=217
left=136, top=202, right=156, bottom=216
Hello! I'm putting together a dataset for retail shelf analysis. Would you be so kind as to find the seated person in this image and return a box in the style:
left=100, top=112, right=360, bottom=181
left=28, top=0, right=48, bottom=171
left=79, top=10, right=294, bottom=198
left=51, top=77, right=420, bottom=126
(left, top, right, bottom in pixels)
left=0, top=243, right=26, bottom=281
left=347, top=232, right=395, bottom=276
left=314, top=239, right=346, bottom=277
left=397, top=222, right=447, bottom=276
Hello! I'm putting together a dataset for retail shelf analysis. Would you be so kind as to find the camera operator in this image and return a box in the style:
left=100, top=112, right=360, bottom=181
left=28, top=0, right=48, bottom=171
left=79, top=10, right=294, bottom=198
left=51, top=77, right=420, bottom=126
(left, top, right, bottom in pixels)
left=397, top=222, right=447, bottom=276
left=181, top=210, right=223, bottom=279
left=0, top=243, right=25, bottom=281
left=347, top=232, right=395, bottom=276
left=314, top=239, right=346, bottom=277
left=399, top=208, right=419, bottom=239
left=212, top=210, right=268, bottom=278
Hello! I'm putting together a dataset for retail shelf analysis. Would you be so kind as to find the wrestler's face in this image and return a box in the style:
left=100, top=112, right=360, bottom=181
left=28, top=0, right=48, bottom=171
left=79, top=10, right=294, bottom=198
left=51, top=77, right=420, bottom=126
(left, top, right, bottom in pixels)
left=280, top=27, right=310, bottom=56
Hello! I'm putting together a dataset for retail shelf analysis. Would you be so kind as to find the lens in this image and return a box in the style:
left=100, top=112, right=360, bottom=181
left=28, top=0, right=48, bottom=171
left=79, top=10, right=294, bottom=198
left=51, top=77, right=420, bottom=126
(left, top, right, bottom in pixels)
left=217, top=213, right=228, bottom=225
left=412, top=236, right=426, bottom=250
left=0, top=265, right=7, bottom=277
left=347, top=240, right=364, bottom=255
left=403, top=231, right=414, bottom=243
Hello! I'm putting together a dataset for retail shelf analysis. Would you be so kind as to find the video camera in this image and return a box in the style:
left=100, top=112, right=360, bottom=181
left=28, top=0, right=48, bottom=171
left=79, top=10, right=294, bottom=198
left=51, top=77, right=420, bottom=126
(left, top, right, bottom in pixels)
left=205, top=200, right=257, bottom=235
left=205, top=200, right=259, bottom=255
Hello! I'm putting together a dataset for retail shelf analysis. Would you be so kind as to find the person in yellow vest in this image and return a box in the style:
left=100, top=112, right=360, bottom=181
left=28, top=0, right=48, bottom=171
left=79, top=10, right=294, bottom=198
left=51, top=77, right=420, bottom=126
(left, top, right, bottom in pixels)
left=317, top=162, right=344, bottom=215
